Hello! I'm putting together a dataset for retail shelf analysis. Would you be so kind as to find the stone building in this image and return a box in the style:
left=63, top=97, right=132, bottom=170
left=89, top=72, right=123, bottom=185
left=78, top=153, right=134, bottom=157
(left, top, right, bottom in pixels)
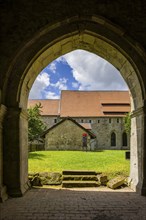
left=42, top=117, right=96, bottom=151
left=28, top=90, right=131, bottom=150
left=1, top=1, right=146, bottom=199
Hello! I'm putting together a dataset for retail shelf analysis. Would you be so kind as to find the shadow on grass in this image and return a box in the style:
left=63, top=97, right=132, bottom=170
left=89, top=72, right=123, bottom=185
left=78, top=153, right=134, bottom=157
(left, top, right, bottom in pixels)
left=94, top=150, right=104, bottom=152
left=87, top=150, right=104, bottom=152
left=28, top=152, right=48, bottom=160
left=84, top=150, right=105, bottom=152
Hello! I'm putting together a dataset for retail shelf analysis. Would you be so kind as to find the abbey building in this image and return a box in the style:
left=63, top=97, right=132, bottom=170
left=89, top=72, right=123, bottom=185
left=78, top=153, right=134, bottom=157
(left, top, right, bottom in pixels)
left=28, top=90, right=131, bottom=150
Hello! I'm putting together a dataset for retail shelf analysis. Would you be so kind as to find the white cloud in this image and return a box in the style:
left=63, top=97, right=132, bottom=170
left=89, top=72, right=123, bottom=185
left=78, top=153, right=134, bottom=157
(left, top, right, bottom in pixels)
left=63, top=50, right=128, bottom=91
left=29, top=72, right=50, bottom=99
left=48, top=57, right=67, bottom=74
left=29, top=50, right=129, bottom=100
left=51, top=78, right=68, bottom=90
left=48, top=62, right=57, bottom=73
left=45, top=91, right=59, bottom=99
left=72, top=82, right=79, bottom=89
left=56, top=56, right=67, bottom=64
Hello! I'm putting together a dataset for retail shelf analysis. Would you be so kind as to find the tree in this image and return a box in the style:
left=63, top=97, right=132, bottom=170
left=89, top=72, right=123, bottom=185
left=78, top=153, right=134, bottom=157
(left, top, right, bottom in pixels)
left=27, top=103, right=47, bottom=141
left=124, top=113, right=131, bottom=134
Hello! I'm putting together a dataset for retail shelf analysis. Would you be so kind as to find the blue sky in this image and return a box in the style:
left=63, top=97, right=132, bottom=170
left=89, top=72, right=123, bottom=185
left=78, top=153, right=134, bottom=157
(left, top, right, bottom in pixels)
left=29, top=49, right=128, bottom=99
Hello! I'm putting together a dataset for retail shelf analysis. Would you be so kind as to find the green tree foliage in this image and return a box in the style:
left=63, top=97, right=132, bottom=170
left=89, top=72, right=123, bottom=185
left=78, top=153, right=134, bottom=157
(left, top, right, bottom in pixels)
left=124, top=113, right=131, bottom=134
left=28, top=103, right=47, bottom=141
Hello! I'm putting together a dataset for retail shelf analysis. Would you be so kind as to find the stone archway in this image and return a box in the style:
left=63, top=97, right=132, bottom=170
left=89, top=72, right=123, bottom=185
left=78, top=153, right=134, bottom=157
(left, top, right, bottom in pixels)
left=1, top=16, right=146, bottom=199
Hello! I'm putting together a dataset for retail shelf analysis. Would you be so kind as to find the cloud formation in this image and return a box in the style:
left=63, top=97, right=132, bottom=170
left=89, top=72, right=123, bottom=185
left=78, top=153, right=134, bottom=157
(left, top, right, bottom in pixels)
left=63, top=50, right=128, bottom=91
left=51, top=78, right=68, bottom=90
left=48, top=62, right=57, bottom=73
left=72, top=82, right=79, bottom=89
left=45, top=91, right=59, bottom=99
left=29, top=72, right=50, bottom=99
left=29, top=50, right=129, bottom=100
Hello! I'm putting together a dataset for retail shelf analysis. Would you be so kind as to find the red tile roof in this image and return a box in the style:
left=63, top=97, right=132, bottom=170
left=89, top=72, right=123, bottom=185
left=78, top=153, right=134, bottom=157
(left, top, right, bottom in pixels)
left=60, top=91, right=130, bottom=117
left=28, top=91, right=131, bottom=117
left=27, top=99, right=60, bottom=116
left=79, top=123, right=92, bottom=130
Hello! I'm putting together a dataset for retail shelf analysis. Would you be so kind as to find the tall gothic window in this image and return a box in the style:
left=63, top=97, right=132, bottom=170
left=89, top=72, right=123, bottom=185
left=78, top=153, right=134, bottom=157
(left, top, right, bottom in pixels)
left=122, top=132, right=128, bottom=146
left=111, top=132, right=116, bottom=146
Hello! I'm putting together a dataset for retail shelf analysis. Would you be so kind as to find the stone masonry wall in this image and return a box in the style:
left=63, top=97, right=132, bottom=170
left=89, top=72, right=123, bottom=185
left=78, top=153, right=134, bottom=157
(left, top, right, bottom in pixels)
left=44, top=116, right=129, bottom=150
left=92, top=117, right=129, bottom=149
left=45, top=120, right=91, bottom=151
left=71, top=117, right=130, bottom=149
left=41, top=116, right=60, bottom=129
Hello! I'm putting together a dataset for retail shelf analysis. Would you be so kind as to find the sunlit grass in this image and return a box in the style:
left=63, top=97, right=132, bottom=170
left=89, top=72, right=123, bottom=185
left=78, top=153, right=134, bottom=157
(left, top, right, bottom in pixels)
left=28, top=150, right=130, bottom=179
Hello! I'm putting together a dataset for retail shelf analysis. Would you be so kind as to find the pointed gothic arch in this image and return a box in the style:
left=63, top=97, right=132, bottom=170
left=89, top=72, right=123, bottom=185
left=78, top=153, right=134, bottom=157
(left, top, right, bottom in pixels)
left=111, top=132, right=116, bottom=147
left=122, top=132, right=128, bottom=147
left=1, top=13, right=146, bottom=200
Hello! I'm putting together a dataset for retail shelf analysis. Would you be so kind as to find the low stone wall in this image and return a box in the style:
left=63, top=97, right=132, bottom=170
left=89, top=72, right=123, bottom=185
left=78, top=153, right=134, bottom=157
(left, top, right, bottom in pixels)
left=28, top=143, right=45, bottom=152
left=28, top=172, right=62, bottom=186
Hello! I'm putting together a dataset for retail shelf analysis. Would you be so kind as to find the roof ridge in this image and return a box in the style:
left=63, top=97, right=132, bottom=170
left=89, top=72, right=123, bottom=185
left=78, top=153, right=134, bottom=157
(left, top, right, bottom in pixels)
left=41, top=117, right=96, bottom=138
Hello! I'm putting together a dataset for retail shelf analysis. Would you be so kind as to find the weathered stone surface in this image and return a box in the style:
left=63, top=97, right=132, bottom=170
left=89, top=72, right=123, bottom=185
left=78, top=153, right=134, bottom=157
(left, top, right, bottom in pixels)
left=39, top=172, right=49, bottom=178
left=0, top=105, right=8, bottom=202
left=107, top=176, right=126, bottom=189
left=45, top=119, right=92, bottom=151
left=28, top=176, right=34, bottom=181
left=31, top=176, right=43, bottom=186
left=97, top=174, right=108, bottom=185
left=63, top=175, right=97, bottom=181
left=46, top=172, right=62, bottom=184
left=62, top=170, right=100, bottom=188
left=0, top=186, right=8, bottom=202
left=29, top=172, right=62, bottom=186
left=43, top=116, right=130, bottom=150
left=39, top=177, right=48, bottom=185
left=28, top=172, right=39, bottom=176
left=28, top=142, right=45, bottom=152
left=62, top=181, right=99, bottom=188
left=125, top=177, right=132, bottom=187
left=40, top=115, right=130, bottom=150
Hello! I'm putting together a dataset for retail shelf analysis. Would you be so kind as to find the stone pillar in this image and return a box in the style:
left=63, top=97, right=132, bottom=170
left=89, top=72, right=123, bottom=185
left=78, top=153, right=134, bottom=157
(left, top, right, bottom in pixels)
left=3, top=107, right=30, bottom=197
left=130, top=107, right=146, bottom=195
left=0, top=104, right=8, bottom=202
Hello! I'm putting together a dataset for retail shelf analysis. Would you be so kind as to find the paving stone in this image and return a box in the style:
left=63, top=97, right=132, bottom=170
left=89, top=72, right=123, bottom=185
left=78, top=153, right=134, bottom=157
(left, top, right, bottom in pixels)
left=0, top=187, right=146, bottom=220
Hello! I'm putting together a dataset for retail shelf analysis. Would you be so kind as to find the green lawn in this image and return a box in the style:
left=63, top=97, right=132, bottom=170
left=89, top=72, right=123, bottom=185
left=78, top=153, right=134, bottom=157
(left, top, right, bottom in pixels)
left=28, top=150, right=130, bottom=179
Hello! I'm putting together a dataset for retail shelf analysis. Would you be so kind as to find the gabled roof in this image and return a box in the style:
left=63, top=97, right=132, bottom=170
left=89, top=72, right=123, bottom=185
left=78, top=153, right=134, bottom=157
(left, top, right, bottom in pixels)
left=27, top=91, right=131, bottom=117
left=27, top=99, right=60, bottom=116
left=60, top=90, right=131, bottom=117
left=42, top=117, right=96, bottom=139
left=79, top=123, right=92, bottom=130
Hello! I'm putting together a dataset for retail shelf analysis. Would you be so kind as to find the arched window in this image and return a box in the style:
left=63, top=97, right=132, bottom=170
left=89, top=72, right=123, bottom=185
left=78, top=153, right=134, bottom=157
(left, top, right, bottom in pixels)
left=122, top=132, right=127, bottom=146
left=111, top=132, right=116, bottom=146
